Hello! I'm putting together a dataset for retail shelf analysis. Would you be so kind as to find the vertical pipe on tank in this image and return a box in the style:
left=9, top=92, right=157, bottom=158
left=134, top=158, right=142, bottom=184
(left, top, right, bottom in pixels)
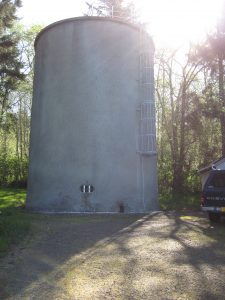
left=141, top=156, right=146, bottom=210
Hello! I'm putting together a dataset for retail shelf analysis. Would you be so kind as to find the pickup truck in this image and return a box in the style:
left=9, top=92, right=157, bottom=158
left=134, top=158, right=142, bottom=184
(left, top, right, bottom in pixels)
left=201, top=170, right=225, bottom=222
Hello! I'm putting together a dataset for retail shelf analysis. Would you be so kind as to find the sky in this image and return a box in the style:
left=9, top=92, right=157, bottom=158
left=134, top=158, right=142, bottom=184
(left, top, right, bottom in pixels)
left=18, top=0, right=224, bottom=48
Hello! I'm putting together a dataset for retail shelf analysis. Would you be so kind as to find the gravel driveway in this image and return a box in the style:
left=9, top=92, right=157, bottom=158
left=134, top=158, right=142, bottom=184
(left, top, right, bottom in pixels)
left=0, top=212, right=225, bottom=300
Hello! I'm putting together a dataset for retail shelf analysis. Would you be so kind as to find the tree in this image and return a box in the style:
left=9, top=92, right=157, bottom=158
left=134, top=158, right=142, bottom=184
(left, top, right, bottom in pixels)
left=0, top=3, right=42, bottom=186
left=155, top=49, right=205, bottom=194
left=191, top=11, right=225, bottom=156
left=0, top=0, right=24, bottom=120
left=11, top=24, right=42, bottom=183
left=86, top=0, right=136, bottom=21
left=0, top=0, right=24, bottom=185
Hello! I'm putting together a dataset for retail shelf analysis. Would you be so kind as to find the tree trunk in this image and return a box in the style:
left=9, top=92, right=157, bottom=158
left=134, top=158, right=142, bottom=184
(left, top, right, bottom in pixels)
left=218, top=55, right=225, bottom=156
left=220, top=113, right=225, bottom=156
left=175, top=86, right=186, bottom=193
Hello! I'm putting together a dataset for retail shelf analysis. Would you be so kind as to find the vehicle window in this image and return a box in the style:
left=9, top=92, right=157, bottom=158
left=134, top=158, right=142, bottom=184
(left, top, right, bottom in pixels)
left=208, top=173, right=225, bottom=188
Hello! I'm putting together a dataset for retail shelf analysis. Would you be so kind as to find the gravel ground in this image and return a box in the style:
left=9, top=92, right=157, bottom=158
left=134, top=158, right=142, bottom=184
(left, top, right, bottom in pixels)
left=0, top=212, right=225, bottom=300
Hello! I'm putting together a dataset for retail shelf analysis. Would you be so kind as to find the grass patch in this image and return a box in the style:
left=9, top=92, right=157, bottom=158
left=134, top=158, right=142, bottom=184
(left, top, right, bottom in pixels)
left=159, top=192, right=200, bottom=211
left=0, top=188, right=30, bottom=256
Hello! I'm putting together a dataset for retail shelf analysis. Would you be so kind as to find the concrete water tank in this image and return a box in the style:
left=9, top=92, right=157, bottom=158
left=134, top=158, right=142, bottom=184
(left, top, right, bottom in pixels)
left=26, top=16, right=158, bottom=213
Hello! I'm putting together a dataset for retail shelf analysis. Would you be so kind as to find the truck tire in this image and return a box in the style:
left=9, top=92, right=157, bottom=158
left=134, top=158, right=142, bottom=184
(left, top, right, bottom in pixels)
left=208, top=212, right=221, bottom=223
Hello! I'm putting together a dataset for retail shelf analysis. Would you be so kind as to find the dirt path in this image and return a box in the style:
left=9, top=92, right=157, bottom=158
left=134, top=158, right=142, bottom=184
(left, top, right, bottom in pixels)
left=0, top=212, right=225, bottom=300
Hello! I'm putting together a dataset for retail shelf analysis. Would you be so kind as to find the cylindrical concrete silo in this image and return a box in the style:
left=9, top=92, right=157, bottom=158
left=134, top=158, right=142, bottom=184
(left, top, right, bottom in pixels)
left=26, top=16, right=158, bottom=213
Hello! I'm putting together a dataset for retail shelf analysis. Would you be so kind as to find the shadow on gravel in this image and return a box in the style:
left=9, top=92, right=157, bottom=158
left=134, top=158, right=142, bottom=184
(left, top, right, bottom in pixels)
left=87, top=212, right=225, bottom=300
left=163, top=212, right=225, bottom=300
left=0, top=213, right=150, bottom=299
left=1, top=212, right=225, bottom=300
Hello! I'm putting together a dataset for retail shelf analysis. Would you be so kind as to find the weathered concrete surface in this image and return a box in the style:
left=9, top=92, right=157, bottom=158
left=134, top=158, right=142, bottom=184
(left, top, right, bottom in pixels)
left=0, top=212, right=225, bottom=300
left=27, top=17, right=158, bottom=212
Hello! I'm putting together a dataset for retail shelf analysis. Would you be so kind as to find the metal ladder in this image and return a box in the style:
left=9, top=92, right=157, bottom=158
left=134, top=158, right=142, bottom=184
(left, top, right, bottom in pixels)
left=138, top=27, right=157, bottom=155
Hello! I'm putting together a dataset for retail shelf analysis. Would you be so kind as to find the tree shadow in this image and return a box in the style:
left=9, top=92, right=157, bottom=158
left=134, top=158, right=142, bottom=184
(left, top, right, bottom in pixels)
left=94, top=211, right=225, bottom=299
left=0, top=211, right=225, bottom=299
left=161, top=212, right=225, bottom=299
left=0, top=213, right=149, bottom=299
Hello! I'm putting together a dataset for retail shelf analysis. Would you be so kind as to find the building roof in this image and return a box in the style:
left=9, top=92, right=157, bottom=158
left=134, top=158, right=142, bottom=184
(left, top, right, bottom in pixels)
left=199, top=157, right=225, bottom=174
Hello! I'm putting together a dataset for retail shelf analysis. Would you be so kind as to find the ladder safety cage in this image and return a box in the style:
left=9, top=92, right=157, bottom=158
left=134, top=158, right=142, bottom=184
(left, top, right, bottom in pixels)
left=140, top=84, right=154, bottom=103
left=138, top=27, right=157, bottom=155
left=140, top=101, right=156, bottom=120
left=139, top=53, right=154, bottom=86
left=138, top=134, right=156, bottom=154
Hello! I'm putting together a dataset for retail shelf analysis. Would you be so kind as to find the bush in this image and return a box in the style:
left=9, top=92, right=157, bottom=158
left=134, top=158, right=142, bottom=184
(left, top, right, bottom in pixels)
left=0, top=156, right=28, bottom=187
left=0, top=188, right=30, bottom=256
left=159, top=192, right=200, bottom=211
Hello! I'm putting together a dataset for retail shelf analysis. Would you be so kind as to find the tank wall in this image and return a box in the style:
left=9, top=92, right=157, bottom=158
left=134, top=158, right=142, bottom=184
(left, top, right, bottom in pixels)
left=27, top=18, right=158, bottom=212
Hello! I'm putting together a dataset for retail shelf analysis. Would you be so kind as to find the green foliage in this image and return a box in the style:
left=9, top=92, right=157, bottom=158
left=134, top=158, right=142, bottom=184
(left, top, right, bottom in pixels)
left=184, top=170, right=201, bottom=193
left=0, top=188, right=30, bottom=256
left=0, top=0, right=24, bottom=119
left=157, top=159, right=173, bottom=195
left=0, top=1, right=22, bottom=29
left=0, top=24, right=42, bottom=187
left=156, top=45, right=224, bottom=194
left=159, top=192, right=200, bottom=211
left=156, top=49, right=205, bottom=193
left=190, top=11, right=225, bottom=156
left=0, top=156, right=28, bottom=186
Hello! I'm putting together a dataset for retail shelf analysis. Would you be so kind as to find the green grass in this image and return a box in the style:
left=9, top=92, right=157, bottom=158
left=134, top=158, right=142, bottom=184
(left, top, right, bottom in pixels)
left=0, top=188, right=202, bottom=257
left=159, top=192, right=200, bottom=211
left=0, top=188, right=30, bottom=256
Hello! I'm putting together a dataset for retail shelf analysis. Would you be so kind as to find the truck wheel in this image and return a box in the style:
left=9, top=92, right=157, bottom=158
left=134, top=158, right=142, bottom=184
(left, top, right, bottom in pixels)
left=208, top=212, right=221, bottom=223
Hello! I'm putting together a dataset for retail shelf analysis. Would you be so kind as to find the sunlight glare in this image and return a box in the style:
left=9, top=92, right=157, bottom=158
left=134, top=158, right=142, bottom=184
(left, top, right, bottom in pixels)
left=135, top=0, right=224, bottom=47
left=18, top=0, right=224, bottom=47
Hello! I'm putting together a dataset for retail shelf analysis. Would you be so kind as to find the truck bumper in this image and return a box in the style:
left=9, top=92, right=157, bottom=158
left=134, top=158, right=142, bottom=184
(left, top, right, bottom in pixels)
left=202, top=206, right=225, bottom=212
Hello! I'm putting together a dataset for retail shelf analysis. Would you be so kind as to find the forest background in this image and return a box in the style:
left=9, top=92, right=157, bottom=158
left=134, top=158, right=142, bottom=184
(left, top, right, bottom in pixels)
left=1, top=0, right=225, bottom=201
